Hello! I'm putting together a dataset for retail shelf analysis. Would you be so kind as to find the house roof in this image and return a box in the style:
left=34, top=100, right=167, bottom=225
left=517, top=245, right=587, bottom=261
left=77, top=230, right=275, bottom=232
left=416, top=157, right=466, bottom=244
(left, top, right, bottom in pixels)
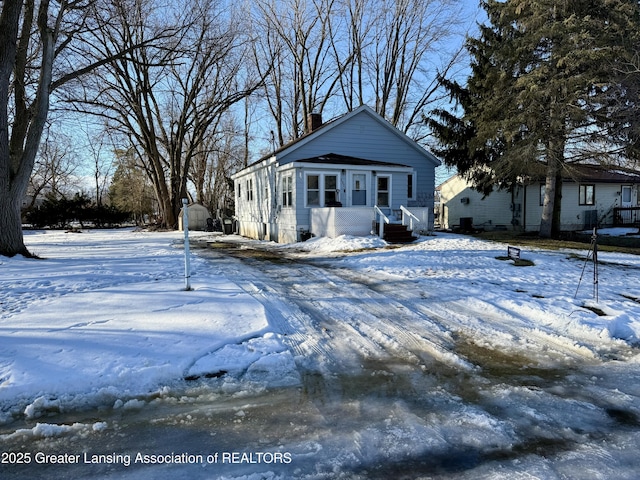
left=292, top=153, right=411, bottom=169
left=247, top=104, right=440, bottom=169
left=562, top=164, right=640, bottom=183
left=438, top=164, right=640, bottom=189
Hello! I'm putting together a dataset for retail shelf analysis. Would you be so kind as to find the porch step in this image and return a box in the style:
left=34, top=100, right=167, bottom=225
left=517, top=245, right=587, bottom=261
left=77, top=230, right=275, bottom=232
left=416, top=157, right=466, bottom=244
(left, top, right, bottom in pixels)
left=380, top=223, right=417, bottom=243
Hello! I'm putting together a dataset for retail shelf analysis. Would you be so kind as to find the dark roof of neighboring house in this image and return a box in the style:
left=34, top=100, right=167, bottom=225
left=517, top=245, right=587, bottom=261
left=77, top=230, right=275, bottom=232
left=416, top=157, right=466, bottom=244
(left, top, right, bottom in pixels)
left=562, top=164, right=640, bottom=183
left=293, top=153, right=411, bottom=169
left=438, top=164, right=640, bottom=188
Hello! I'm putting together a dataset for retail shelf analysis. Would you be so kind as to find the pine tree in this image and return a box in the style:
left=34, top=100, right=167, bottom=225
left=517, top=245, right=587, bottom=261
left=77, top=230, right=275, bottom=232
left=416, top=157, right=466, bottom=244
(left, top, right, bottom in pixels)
left=430, top=0, right=640, bottom=238
left=108, top=152, right=155, bottom=226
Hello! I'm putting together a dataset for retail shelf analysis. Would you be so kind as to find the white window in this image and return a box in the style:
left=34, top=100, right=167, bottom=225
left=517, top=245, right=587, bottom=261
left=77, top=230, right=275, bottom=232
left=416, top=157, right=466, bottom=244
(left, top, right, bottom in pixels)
left=324, top=175, right=339, bottom=205
left=246, top=179, right=253, bottom=201
left=282, top=175, right=293, bottom=207
left=305, top=173, right=340, bottom=207
left=579, top=184, right=595, bottom=206
left=307, top=174, right=320, bottom=206
left=376, top=175, right=390, bottom=207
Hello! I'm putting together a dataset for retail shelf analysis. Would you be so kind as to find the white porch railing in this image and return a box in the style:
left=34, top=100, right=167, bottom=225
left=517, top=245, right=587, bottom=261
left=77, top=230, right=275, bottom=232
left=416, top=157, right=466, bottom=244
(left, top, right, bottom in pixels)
left=400, top=205, right=420, bottom=232
left=308, top=205, right=431, bottom=240
left=374, top=205, right=390, bottom=238
left=401, top=205, right=433, bottom=234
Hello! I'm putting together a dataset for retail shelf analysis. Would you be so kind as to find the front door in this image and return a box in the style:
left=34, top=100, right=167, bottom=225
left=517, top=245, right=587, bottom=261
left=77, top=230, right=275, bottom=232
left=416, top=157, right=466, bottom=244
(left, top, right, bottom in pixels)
left=622, top=186, right=633, bottom=207
left=352, top=174, right=367, bottom=206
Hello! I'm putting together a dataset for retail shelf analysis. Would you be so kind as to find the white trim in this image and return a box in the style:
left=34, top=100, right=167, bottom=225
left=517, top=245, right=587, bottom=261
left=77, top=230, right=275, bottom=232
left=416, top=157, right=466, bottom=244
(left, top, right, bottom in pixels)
left=291, top=161, right=412, bottom=173
left=231, top=156, right=277, bottom=180
left=304, top=171, right=341, bottom=207
left=281, top=174, right=293, bottom=208
left=375, top=174, right=392, bottom=208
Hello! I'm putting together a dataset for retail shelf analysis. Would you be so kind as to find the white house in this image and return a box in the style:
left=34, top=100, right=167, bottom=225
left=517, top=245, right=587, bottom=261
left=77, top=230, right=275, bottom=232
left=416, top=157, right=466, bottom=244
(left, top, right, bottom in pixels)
left=232, top=105, right=441, bottom=243
left=438, top=165, right=640, bottom=232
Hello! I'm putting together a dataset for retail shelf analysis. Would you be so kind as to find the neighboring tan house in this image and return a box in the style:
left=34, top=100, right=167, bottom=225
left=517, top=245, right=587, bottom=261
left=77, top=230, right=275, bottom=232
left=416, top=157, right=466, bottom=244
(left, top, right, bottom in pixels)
left=438, top=165, right=640, bottom=232
left=232, top=105, right=441, bottom=243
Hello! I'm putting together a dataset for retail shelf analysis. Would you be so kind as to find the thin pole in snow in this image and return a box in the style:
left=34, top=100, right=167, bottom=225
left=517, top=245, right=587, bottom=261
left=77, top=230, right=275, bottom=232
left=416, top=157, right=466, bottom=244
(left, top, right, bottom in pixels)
left=182, top=198, right=192, bottom=291
left=575, top=227, right=598, bottom=301
left=593, top=228, right=599, bottom=302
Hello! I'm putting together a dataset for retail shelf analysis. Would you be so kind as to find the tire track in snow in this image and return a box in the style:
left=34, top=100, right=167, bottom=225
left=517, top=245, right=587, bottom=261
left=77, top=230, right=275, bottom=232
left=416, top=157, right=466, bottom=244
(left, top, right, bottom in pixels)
left=198, top=245, right=474, bottom=375
left=325, top=266, right=634, bottom=365
left=196, top=248, right=345, bottom=373
left=291, top=266, right=473, bottom=371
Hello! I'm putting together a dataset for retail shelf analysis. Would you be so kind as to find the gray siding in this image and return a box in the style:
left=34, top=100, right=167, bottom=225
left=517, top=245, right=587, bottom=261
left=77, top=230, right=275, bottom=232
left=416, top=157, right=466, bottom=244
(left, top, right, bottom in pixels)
left=279, top=109, right=437, bottom=208
left=234, top=106, right=439, bottom=242
left=441, top=174, right=640, bottom=232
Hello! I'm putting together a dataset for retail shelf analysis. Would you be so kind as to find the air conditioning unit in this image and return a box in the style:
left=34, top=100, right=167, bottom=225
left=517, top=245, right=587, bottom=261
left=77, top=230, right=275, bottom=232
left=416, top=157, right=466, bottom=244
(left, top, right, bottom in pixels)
left=583, top=209, right=598, bottom=229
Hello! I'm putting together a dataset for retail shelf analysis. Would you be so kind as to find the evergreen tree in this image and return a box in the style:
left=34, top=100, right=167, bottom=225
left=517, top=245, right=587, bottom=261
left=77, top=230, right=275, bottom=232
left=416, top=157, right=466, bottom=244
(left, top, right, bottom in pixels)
left=108, top=153, right=155, bottom=226
left=430, top=0, right=640, bottom=238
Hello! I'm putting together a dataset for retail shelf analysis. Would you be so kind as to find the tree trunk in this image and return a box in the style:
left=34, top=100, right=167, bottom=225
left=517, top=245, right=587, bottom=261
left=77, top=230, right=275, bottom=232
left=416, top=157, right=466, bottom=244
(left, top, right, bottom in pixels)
left=0, top=3, right=54, bottom=257
left=540, top=137, right=565, bottom=238
left=552, top=168, right=563, bottom=236
left=540, top=88, right=566, bottom=239
left=539, top=159, right=558, bottom=239
left=0, top=188, right=31, bottom=257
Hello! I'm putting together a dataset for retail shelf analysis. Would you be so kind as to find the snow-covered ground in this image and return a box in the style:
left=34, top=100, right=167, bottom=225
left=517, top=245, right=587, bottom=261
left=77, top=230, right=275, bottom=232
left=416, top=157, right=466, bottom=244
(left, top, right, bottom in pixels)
left=1, top=228, right=640, bottom=479
left=0, top=229, right=291, bottom=424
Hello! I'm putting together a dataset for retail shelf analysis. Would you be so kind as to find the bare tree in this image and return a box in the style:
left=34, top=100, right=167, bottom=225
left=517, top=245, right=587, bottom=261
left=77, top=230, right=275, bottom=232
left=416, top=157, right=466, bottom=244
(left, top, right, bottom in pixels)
left=1, top=0, right=84, bottom=256
left=0, top=0, right=173, bottom=257
left=250, top=0, right=466, bottom=149
left=329, top=0, right=375, bottom=110
left=108, top=148, right=155, bottom=225
left=27, top=129, right=82, bottom=208
left=366, top=0, right=464, bottom=135
left=252, top=0, right=348, bottom=143
left=78, top=0, right=266, bottom=228
left=84, top=129, right=113, bottom=207
left=193, top=114, right=245, bottom=217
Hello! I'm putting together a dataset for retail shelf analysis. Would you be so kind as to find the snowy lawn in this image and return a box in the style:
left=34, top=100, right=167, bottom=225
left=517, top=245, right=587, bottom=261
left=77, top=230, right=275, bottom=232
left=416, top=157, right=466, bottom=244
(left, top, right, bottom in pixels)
left=292, top=230, right=640, bottom=349
left=0, top=229, right=285, bottom=423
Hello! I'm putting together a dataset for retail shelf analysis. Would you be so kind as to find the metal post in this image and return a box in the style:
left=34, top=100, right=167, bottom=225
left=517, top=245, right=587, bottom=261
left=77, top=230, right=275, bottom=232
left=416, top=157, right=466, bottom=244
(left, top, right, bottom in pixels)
left=182, top=198, right=192, bottom=291
left=592, top=227, right=598, bottom=302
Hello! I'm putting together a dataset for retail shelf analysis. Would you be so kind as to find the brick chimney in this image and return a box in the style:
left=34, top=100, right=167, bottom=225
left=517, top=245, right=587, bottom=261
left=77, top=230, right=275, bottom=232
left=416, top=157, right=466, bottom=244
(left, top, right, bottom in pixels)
left=307, top=112, right=323, bottom=133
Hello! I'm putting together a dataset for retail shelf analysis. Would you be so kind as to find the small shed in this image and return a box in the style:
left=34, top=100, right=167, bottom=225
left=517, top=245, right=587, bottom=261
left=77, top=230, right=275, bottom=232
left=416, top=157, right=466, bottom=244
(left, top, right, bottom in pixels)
left=178, top=203, right=211, bottom=231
